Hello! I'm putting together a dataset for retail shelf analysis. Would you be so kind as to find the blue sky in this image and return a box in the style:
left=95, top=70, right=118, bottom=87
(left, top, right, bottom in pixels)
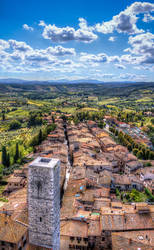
left=0, top=0, right=154, bottom=81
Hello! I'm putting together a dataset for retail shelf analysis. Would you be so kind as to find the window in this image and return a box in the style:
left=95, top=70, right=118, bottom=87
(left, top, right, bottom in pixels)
left=70, top=237, right=75, bottom=241
left=2, top=241, right=5, bottom=246
left=77, top=237, right=81, bottom=243
left=102, top=237, right=105, bottom=241
left=40, top=217, right=42, bottom=222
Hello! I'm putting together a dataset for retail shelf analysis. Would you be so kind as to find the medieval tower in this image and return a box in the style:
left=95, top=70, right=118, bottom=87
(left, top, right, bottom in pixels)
left=28, top=157, right=60, bottom=250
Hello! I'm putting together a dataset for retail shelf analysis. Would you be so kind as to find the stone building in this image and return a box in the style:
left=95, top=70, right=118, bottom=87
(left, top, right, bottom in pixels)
left=4, top=176, right=26, bottom=194
left=28, top=157, right=60, bottom=250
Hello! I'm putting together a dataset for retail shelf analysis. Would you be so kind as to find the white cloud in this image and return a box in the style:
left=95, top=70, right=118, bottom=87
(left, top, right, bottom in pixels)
left=119, top=73, right=146, bottom=80
left=39, top=18, right=97, bottom=43
left=9, top=40, right=32, bottom=52
left=39, top=20, right=46, bottom=27
left=47, top=46, right=76, bottom=56
left=142, top=13, right=154, bottom=22
left=134, top=65, right=154, bottom=72
left=108, top=36, right=116, bottom=42
left=0, top=39, right=10, bottom=50
left=0, top=39, right=79, bottom=73
left=115, top=64, right=126, bottom=69
left=80, top=53, right=108, bottom=63
left=127, top=2, right=154, bottom=14
left=126, top=32, right=154, bottom=64
left=23, top=24, right=34, bottom=31
left=108, top=56, right=121, bottom=63
left=95, top=1, right=154, bottom=34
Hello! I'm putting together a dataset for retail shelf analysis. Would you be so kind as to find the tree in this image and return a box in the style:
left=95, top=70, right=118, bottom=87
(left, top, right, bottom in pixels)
left=38, top=129, right=43, bottom=144
left=28, top=113, right=42, bottom=127
left=0, top=164, right=3, bottom=180
left=133, top=148, right=138, bottom=156
left=52, top=116, right=55, bottom=123
left=6, top=153, right=10, bottom=168
left=151, top=118, right=154, bottom=125
left=2, top=146, right=7, bottom=166
left=2, top=113, right=5, bottom=121
left=137, top=150, right=143, bottom=159
left=145, top=188, right=154, bottom=202
left=9, top=120, right=21, bottom=130
left=115, top=130, right=118, bottom=136
left=127, top=143, right=132, bottom=152
left=98, top=121, right=106, bottom=129
left=149, top=151, right=154, bottom=160
left=14, top=143, right=19, bottom=163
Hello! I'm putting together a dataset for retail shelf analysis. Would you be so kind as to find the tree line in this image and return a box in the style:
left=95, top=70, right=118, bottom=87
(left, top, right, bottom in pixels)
left=109, top=127, right=154, bottom=160
left=0, top=123, right=56, bottom=178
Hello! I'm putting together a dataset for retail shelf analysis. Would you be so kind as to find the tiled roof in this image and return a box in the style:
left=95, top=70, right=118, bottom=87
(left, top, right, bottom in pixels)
left=0, top=214, right=27, bottom=243
left=61, top=220, right=88, bottom=237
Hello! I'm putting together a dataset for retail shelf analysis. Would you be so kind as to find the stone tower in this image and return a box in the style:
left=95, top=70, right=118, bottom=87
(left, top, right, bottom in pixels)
left=28, top=157, right=60, bottom=250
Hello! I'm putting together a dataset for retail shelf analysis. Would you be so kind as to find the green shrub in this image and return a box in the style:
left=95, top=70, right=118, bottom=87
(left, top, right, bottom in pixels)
left=9, top=120, right=21, bottom=130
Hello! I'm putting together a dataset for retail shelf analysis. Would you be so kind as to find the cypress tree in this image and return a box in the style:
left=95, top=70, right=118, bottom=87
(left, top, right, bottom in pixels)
left=14, top=143, right=19, bottom=163
left=6, top=153, right=10, bottom=168
left=2, top=146, right=7, bottom=166
left=2, top=113, right=5, bottom=121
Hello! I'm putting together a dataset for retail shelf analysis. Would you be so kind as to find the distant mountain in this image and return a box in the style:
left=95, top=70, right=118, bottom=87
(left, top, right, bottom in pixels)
left=0, top=78, right=153, bottom=86
left=0, top=78, right=105, bottom=85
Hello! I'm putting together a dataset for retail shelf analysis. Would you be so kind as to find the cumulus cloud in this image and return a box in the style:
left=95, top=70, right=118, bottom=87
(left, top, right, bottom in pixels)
left=0, top=39, right=9, bottom=50
left=127, top=2, right=154, bottom=14
left=9, top=40, right=32, bottom=52
left=47, top=46, right=76, bottom=56
left=80, top=53, right=122, bottom=65
left=80, top=53, right=108, bottom=63
left=108, top=36, right=116, bottom=42
left=39, top=18, right=97, bottom=43
left=0, top=38, right=79, bottom=73
left=23, top=24, right=34, bottom=31
left=95, top=1, right=154, bottom=34
left=126, top=32, right=154, bottom=64
left=142, top=13, right=154, bottom=22
left=115, top=64, right=126, bottom=69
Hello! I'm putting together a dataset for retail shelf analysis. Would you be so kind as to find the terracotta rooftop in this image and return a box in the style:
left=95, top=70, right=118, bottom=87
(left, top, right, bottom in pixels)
left=0, top=214, right=27, bottom=243
left=7, top=176, right=25, bottom=183
left=112, top=230, right=154, bottom=247
left=100, top=204, right=154, bottom=231
left=60, top=220, right=88, bottom=237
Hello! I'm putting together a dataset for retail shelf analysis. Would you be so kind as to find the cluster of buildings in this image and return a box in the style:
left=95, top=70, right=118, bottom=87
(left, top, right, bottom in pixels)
left=60, top=120, right=154, bottom=249
left=104, top=116, right=153, bottom=149
left=3, top=167, right=27, bottom=195
left=0, top=112, right=153, bottom=249
left=36, top=116, right=68, bottom=193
